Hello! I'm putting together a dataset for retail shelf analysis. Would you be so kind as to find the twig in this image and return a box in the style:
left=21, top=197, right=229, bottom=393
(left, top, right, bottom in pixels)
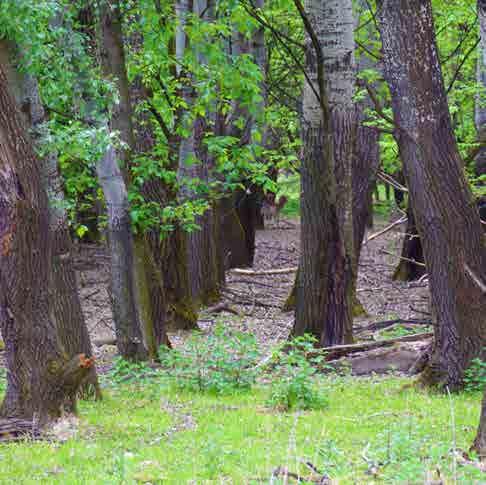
left=364, top=216, right=407, bottom=245
left=380, top=248, right=426, bottom=267
left=465, top=264, right=486, bottom=293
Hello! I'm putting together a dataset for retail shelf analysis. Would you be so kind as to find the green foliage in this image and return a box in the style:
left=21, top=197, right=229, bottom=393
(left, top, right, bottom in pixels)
left=105, top=357, right=160, bottom=386
left=0, top=377, right=482, bottom=483
left=159, top=324, right=260, bottom=394
left=463, top=356, right=486, bottom=392
left=266, top=335, right=329, bottom=411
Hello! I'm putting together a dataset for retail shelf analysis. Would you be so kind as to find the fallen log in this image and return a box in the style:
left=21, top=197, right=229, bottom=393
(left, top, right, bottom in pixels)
left=229, top=267, right=297, bottom=276
left=93, top=337, right=117, bottom=347
left=354, top=318, right=432, bottom=334
left=202, top=303, right=240, bottom=316
left=323, top=332, right=433, bottom=360
left=0, top=418, right=41, bottom=442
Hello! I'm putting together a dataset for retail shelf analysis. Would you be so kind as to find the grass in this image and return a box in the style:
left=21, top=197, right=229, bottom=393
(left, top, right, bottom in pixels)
left=0, top=374, right=483, bottom=484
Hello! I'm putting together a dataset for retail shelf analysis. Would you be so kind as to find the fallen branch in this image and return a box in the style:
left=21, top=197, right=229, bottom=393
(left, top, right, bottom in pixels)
left=93, top=337, right=117, bottom=347
left=355, top=318, right=432, bottom=334
left=203, top=303, right=240, bottom=316
left=364, top=216, right=407, bottom=245
left=229, top=267, right=298, bottom=276
left=323, top=332, right=433, bottom=360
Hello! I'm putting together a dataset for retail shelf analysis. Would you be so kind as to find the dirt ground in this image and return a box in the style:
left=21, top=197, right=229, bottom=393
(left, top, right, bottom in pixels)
left=74, top=213, right=432, bottom=373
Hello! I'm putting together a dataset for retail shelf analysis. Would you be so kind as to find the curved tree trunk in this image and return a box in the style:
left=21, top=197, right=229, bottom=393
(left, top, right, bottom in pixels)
left=378, top=0, right=486, bottom=389
left=293, top=0, right=356, bottom=346
left=0, top=65, right=93, bottom=421
left=0, top=41, right=100, bottom=396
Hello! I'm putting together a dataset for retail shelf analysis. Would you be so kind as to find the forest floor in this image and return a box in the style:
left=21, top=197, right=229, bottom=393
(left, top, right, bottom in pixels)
left=78, top=212, right=431, bottom=375
left=0, top=212, right=485, bottom=483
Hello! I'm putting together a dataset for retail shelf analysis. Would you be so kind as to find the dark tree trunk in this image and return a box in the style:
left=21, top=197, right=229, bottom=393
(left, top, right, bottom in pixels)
left=221, top=192, right=254, bottom=269
left=0, top=65, right=93, bottom=421
left=0, top=40, right=100, bottom=396
left=378, top=0, right=486, bottom=389
left=393, top=205, right=426, bottom=282
left=473, top=389, right=486, bottom=461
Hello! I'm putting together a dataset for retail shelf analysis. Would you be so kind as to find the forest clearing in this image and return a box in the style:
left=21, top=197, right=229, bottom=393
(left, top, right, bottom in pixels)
left=0, top=0, right=485, bottom=483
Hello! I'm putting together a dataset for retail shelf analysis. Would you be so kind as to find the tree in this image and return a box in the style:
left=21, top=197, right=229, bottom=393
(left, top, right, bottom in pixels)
left=473, top=389, right=486, bottom=461
left=93, top=1, right=147, bottom=360
left=476, top=0, right=486, bottom=179
left=377, top=0, right=486, bottom=389
left=0, top=64, right=93, bottom=421
left=98, top=0, right=171, bottom=355
left=0, top=39, right=100, bottom=395
left=292, top=0, right=356, bottom=346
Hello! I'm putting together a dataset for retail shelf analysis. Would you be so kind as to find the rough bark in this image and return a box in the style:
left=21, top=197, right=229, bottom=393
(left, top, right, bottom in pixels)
left=476, top=0, right=486, bottom=179
left=97, top=1, right=147, bottom=360
left=0, top=65, right=92, bottom=420
left=293, top=0, right=356, bottom=346
left=176, top=0, right=223, bottom=305
left=378, top=0, right=486, bottom=389
left=0, top=41, right=100, bottom=397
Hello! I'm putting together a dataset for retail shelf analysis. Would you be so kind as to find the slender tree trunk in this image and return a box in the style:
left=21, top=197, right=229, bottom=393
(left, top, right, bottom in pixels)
left=98, top=0, right=170, bottom=355
left=0, top=41, right=100, bottom=396
left=476, top=0, right=486, bottom=179
left=378, top=0, right=486, bottom=389
left=293, top=0, right=356, bottom=346
left=0, top=65, right=93, bottom=421
left=96, top=1, right=147, bottom=360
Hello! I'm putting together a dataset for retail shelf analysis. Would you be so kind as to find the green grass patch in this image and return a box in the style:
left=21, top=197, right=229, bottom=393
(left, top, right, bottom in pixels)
left=277, top=173, right=300, bottom=218
left=0, top=375, right=483, bottom=484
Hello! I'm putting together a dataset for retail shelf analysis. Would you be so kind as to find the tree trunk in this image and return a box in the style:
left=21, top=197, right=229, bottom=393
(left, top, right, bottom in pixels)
left=293, top=0, right=356, bottom=346
left=475, top=0, right=486, bottom=179
left=392, top=204, right=426, bottom=281
left=378, top=0, right=486, bottom=389
left=97, top=1, right=147, bottom=360
left=0, top=65, right=93, bottom=421
left=473, top=389, right=486, bottom=461
left=98, top=0, right=170, bottom=354
left=176, top=0, right=223, bottom=306
left=0, top=41, right=100, bottom=397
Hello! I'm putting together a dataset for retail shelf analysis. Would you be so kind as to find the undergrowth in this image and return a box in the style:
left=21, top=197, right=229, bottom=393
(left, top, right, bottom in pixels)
left=0, top=332, right=483, bottom=483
